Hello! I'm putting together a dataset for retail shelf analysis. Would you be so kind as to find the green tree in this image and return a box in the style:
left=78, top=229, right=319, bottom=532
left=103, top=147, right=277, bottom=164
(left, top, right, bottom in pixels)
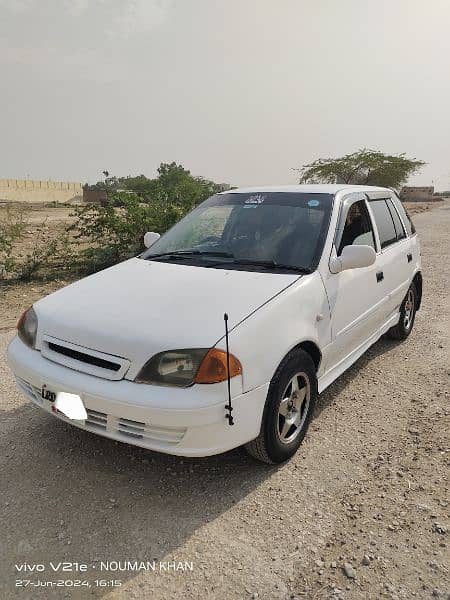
left=119, top=174, right=154, bottom=196
left=152, top=162, right=230, bottom=209
left=297, top=149, right=425, bottom=189
left=87, top=163, right=230, bottom=207
left=68, top=164, right=232, bottom=274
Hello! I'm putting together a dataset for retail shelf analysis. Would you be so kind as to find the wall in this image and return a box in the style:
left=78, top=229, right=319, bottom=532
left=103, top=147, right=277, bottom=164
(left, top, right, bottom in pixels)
left=0, top=179, right=83, bottom=204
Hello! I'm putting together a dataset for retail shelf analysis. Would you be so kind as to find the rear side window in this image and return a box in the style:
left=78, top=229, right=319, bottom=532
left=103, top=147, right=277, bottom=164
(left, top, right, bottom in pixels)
left=369, top=199, right=397, bottom=249
left=391, top=195, right=416, bottom=236
left=387, top=199, right=406, bottom=241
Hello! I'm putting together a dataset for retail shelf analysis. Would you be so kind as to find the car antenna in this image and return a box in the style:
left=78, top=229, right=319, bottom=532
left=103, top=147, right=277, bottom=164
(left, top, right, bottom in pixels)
left=224, top=313, right=234, bottom=426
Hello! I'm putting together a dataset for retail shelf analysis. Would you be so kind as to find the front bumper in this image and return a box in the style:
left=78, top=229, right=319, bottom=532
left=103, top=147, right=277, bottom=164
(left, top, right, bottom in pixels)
left=7, top=336, right=268, bottom=457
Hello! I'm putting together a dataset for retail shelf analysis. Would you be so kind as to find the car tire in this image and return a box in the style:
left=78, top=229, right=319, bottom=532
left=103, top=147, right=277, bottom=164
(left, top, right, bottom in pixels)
left=245, top=349, right=317, bottom=464
left=388, top=282, right=417, bottom=340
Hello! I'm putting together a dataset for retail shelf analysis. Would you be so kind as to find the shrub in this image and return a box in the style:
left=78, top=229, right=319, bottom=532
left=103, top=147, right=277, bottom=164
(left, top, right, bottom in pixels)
left=0, top=205, right=27, bottom=279
left=68, top=192, right=188, bottom=274
left=2, top=163, right=231, bottom=280
left=13, top=228, right=72, bottom=281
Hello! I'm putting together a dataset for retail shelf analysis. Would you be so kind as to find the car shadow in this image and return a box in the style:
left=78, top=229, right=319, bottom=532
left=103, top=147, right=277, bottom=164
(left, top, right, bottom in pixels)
left=0, top=399, right=275, bottom=598
left=1, top=333, right=401, bottom=597
left=314, top=334, right=402, bottom=418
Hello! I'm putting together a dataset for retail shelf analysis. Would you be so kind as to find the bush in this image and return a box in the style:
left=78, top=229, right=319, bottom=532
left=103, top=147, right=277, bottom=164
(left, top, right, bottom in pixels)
left=0, top=206, right=27, bottom=279
left=68, top=192, right=188, bottom=274
left=0, top=194, right=195, bottom=280
left=2, top=163, right=231, bottom=281
left=13, top=228, right=72, bottom=281
left=1, top=206, right=74, bottom=281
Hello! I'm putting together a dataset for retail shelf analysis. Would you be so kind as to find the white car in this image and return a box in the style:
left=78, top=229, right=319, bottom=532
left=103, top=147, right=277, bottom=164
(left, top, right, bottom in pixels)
left=7, top=185, right=422, bottom=463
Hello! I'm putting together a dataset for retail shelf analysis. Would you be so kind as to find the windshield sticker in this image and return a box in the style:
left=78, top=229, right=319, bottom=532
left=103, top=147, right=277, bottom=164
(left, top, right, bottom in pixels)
left=308, top=199, right=320, bottom=207
left=245, top=194, right=266, bottom=205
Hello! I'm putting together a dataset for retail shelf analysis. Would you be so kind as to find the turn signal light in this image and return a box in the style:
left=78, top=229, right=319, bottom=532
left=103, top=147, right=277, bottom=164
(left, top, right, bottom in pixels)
left=194, top=348, right=242, bottom=384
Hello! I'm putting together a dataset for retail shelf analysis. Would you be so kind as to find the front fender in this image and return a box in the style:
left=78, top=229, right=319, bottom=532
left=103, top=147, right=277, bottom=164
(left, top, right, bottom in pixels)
left=227, top=272, right=331, bottom=393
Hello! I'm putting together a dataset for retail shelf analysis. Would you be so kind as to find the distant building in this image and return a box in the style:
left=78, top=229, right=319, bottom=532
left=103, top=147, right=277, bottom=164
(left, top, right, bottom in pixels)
left=83, top=187, right=108, bottom=205
left=400, top=186, right=435, bottom=202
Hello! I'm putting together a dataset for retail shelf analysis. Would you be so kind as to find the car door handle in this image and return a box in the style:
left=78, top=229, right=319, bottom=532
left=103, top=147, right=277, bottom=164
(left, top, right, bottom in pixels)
left=376, top=271, right=384, bottom=283
left=407, top=253, right=412, bottom=263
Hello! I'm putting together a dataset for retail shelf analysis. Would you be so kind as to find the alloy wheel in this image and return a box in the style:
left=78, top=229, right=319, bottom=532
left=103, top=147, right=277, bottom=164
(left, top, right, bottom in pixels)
left=403, top=288, right=415, bottom=330
left=277, top=372, right=310, bottom=444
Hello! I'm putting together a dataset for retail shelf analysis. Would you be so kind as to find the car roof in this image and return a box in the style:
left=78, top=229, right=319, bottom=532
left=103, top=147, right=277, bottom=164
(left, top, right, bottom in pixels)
left=222, top=184, right=391, bottom=195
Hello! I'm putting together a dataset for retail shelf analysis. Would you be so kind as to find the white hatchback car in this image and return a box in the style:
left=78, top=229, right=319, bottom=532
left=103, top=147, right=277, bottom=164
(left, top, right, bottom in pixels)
left=7, top=185, right=422, bottom=463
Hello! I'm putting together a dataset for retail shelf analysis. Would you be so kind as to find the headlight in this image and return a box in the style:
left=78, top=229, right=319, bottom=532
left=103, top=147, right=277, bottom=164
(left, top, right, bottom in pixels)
left=135, top=348, right=242, bottom=387
left=17, top=306, right=38, bottom=349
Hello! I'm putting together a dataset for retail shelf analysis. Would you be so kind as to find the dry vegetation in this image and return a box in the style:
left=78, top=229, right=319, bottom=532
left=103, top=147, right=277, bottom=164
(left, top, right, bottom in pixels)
left=0, top=199, right=442, bottom=332
left=0, top=203, right=77, bottom=329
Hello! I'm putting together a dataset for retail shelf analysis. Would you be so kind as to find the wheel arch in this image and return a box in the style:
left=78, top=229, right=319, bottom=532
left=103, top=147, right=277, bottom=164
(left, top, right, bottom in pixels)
left=279, top=340, right=322, bottom=374
left=413, top=271, right=422, bottom=310
left=296, top=340, right=322, bottom=372
left=265, top=340, right=321, bottom=412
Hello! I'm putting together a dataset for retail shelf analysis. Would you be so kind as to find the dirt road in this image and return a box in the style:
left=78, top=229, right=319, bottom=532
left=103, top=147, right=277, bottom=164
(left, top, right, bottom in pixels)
left=0, top=203, right=449, bottom=600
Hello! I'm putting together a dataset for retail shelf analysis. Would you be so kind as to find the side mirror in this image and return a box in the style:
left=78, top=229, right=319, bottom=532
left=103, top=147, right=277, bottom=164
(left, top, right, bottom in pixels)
left=143, top=231, right=160, bottom=248
left=330, top=245, right=376, bottom=274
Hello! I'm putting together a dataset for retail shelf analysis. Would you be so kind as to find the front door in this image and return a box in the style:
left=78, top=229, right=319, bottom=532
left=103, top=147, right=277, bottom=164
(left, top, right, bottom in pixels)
left=322, top=194, right=385, bottom=372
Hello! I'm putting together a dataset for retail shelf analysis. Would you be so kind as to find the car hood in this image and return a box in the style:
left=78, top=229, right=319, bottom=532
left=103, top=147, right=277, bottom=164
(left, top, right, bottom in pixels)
left=34, top=258, right=299, bottom=379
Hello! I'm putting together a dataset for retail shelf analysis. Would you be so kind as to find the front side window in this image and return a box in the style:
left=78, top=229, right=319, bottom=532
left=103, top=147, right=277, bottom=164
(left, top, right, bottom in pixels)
left=142, top=192, right=334, bottom=272
left=369, top=199, right=397, bottom=249
left=338, top=200, right=376, bottom=255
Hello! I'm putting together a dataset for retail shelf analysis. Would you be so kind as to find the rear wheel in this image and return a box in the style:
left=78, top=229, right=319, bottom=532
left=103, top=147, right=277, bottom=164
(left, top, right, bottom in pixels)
left=245, top=349, right=317, bottom=464
left=388, top=282, right=417, bottom=340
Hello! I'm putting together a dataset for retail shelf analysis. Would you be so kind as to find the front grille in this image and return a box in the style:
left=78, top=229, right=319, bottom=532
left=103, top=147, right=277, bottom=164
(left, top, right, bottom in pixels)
left=117, top=416, right=146, bottom=438
left=85, top=409, right=107, bottom=430
left=15, top=376, right=186, bottom=449
left=115, top=417, right=186, bottom=445
left=48, top=342, right=121, bottom=372
left=41, top=336, right=130, bottom=381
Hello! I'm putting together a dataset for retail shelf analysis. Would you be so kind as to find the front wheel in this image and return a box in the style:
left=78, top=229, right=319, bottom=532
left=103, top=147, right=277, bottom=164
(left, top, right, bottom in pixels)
left=245, top=349, right=317, bottom=464
left=388, top=282, right=417, bottom=340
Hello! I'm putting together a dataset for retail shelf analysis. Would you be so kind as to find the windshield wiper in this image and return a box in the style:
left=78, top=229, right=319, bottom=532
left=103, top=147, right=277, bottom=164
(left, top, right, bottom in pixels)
left=224, top=258, right=312, bottom=273
left=236, top=259, right=311, bottom=273
left=146, top=251, right=311, bottom=273
left=146, top=250, right=234, bottom=260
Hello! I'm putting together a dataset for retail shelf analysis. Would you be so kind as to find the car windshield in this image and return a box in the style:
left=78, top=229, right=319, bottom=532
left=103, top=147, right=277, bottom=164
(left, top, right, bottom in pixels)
left=142, top=192, right=333, bottom=272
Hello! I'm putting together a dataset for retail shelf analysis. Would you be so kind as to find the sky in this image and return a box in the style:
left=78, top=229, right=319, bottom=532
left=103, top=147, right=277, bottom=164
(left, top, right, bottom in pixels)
left=1, top=0, right=449, bottom=190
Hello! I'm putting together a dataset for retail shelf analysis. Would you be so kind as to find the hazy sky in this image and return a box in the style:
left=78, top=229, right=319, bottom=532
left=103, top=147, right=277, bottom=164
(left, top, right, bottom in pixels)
left=1, top=0, right=449, bottom=189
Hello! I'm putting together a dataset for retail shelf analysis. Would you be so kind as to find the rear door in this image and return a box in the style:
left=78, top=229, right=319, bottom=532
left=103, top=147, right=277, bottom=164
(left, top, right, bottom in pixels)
left=390, top=192, right=421, bottom=280
left=366, top=191, right=412, bottom=322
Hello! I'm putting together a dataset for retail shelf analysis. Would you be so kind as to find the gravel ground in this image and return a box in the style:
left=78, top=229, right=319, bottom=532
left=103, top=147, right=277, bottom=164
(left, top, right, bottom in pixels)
left=0, top=202, right=449, bottom=600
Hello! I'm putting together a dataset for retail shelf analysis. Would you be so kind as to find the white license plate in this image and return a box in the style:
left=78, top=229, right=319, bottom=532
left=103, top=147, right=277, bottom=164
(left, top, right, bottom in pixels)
left=42, top=386, right=87, bottom=421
